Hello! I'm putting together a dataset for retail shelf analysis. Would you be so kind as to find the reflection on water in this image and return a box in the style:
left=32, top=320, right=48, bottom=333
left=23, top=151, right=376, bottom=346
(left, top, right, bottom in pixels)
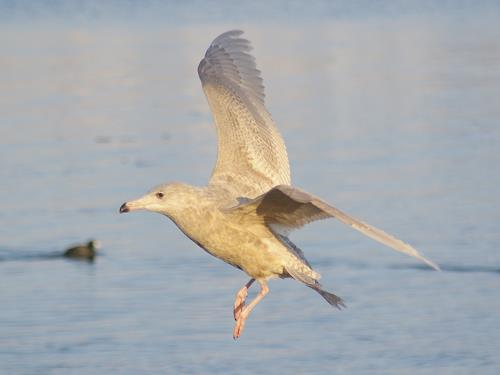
left=1, top=2, right=500, bottom=374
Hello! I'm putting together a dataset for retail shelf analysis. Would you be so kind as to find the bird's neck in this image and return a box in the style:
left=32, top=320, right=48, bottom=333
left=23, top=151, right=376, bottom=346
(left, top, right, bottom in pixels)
left=163, top=190, right=221, bottom=247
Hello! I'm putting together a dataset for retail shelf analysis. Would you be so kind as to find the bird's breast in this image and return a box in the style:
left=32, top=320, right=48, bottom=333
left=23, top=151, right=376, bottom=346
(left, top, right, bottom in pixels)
left=170, top=206, right=286, bottom=278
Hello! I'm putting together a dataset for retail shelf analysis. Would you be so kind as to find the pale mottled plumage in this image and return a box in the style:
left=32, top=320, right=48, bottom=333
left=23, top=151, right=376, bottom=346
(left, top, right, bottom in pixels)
left=199, top=30, right=290, bottom=199
left=120, top=30, right=438, bottom=339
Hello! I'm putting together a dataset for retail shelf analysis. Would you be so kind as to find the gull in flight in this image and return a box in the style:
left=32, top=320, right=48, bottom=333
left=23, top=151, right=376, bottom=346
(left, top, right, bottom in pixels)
left=120, top=30, right=439, bottom=339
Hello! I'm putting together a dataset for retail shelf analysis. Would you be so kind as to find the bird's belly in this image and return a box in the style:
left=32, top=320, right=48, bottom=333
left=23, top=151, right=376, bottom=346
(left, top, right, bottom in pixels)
left=191, top=227, right=285, bottom=279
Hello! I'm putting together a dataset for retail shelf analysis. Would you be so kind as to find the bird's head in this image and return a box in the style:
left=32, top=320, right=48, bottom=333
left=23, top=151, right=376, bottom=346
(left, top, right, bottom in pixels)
left=119, top=182, right=193, bottom=216
left=88, top=239, right=101, bottom=250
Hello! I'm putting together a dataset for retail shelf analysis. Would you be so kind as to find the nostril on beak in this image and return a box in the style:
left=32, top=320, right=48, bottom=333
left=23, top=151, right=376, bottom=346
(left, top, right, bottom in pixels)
left=119, top=202, right=130, bottom=213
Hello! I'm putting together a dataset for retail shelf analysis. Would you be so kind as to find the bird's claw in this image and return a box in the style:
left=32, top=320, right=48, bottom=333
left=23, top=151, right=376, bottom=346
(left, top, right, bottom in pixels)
left=232, top=315, right=246, bottom=339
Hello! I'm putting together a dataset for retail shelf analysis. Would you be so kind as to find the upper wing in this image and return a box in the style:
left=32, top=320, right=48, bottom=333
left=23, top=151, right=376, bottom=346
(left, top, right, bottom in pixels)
left=198, top=30, right=290, bottom=199
left=227, top=185, right=440, bottom=270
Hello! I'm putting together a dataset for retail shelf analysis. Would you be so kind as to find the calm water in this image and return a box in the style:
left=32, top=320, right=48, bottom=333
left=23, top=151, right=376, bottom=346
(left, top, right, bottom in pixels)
left=1, top=2, right=500, bottom=374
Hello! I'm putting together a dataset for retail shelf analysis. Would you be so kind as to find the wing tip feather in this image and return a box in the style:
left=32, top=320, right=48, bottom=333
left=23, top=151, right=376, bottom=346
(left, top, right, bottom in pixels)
left=416, top=253, right=441, bottom=271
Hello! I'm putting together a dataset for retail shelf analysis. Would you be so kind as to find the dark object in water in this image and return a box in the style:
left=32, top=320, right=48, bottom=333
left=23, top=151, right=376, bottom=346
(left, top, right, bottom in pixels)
left=63, top=240, right=100, bottom=260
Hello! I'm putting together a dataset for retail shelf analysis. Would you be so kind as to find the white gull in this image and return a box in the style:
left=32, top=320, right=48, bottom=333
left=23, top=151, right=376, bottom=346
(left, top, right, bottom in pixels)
left=120, top=30, right=439, bottom=339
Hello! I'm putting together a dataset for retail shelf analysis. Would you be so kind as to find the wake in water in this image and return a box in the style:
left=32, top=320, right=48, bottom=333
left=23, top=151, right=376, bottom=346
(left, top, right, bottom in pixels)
left=0, top=240, right=100, bottom=262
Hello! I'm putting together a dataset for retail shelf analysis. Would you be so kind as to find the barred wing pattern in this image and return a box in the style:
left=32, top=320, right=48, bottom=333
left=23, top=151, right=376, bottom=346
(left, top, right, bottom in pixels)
left=198, top=30, right=290, bottom=199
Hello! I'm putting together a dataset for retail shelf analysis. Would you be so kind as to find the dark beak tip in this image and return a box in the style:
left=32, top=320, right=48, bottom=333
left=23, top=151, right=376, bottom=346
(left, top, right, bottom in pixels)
left=119, top=203, right=130, bottom=213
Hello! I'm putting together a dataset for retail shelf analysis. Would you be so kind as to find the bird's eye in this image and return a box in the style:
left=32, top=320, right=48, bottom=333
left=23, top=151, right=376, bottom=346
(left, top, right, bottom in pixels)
left=155, top=192, right=164, bottom=199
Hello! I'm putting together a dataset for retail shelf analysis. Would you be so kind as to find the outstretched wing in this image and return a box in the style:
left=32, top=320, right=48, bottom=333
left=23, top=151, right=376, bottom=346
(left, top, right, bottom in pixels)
left=198, top=30, right=290, bottom=199
left=228, top=185, right=440, bottom=270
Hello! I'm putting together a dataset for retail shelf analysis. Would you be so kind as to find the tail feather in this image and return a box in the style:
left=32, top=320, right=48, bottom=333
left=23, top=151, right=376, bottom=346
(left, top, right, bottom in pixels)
left=313, top=287, right=346, bottom=310
left=285, top=263, right=346, bottom=309
left=281, top=239, right=346, bottom=310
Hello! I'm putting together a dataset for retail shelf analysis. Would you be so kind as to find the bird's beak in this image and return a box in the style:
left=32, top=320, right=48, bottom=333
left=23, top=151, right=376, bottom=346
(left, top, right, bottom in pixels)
left=119, top=196, right=149, bottom=213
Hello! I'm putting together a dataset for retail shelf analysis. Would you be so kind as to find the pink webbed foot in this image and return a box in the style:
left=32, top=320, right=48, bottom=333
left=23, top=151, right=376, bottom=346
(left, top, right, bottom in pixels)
left=232, top=280, right=269, bottom=340
left=233, top=292, right=246, bottom=321
left=233, top=313, right=248, bottom=339
left=233, top=279, right=254, bottom=321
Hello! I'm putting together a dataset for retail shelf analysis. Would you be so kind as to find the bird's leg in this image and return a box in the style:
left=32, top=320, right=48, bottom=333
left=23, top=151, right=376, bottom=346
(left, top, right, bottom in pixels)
left=233, top=280, right=269, bottom=339
left=233, top=278, right=255, bottom=321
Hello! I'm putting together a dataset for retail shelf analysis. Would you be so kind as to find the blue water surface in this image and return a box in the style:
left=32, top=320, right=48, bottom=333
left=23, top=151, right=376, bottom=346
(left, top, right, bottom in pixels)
left=1, top=1, right=499, bottom=374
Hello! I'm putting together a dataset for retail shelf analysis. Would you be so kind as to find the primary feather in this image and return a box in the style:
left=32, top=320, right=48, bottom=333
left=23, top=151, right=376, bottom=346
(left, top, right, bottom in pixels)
left=198, top=30, right=290, bottom=199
